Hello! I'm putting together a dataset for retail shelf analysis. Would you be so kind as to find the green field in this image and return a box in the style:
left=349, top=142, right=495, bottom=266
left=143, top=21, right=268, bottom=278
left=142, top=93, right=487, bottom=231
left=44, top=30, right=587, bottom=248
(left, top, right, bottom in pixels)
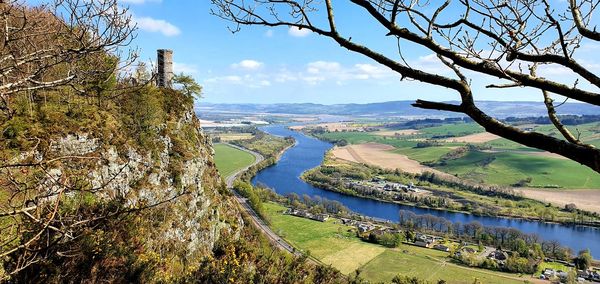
left=417, top=123, right=484, bottom=138
left=318, top=123, right=600, bottom=189
left=213, top=144, right=256, bottom=178
left=264, top=202, right=531, bottom=284
left=392, top=146, right=455, bottom=163
left=438, top=151, right=600, bottom=188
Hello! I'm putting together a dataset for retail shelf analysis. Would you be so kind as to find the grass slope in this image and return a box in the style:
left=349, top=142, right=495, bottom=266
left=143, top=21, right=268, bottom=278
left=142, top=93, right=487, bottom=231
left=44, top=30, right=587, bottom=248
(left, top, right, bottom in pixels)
left=439, top=151, right=600, bottom=188
left=213, top=144, right=256, bottom=178
left=264, top=202, right=530, bottom=283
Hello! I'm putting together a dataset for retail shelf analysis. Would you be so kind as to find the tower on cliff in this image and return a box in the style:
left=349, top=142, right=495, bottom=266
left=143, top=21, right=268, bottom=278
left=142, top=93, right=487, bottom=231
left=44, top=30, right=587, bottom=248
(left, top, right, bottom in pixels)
left=157, top=49, right=173, bottom=88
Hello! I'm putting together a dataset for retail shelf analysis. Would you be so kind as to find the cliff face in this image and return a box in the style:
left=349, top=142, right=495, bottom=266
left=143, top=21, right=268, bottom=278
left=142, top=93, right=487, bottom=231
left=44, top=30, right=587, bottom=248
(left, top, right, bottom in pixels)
left=0, top=89, right=241, bottom=282
left=54, top=110, right=230, bottom=257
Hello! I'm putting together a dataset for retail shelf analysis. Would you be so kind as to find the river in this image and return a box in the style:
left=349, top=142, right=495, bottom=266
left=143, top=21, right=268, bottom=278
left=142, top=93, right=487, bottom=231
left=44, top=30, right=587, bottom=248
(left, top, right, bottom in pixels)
left=251, top=125, right=600, bottom=257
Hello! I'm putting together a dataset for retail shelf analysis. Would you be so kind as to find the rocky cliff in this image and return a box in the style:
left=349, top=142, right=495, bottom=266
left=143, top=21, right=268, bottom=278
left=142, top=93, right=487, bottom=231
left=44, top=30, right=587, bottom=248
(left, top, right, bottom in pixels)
left=0, top=87, right=241, bottom=282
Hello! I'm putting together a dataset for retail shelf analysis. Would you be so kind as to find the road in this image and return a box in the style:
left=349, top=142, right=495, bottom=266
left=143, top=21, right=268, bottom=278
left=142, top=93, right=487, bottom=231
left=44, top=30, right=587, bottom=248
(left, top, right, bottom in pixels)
left=221, top=143, right=303, bottom=257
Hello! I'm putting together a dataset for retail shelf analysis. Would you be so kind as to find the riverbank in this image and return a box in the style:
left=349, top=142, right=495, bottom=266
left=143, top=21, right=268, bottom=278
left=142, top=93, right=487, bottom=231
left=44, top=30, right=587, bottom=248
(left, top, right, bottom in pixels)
left=230, top=130, right=295, bottom=183
left=301, top=145, right=600, bottom=228
left=302, top=169, right=600, bottom=229
left=253, top=125, right=600, bottom=258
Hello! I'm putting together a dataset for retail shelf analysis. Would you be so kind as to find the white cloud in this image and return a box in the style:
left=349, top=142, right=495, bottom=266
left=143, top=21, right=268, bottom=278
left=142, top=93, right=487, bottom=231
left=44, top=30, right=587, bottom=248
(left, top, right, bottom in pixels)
left=134, top=16, right=180, bottom=36
left=173, top=62, right=198, bottom=74
left=264, top=30, right=274, bottom=37
left=205, top=60, right=398, bottom=90
left=288, top=26, right=311, bottom=37
left=306, top=61, right=341, bottom=74
left=231, top=59, right=264, bottom=70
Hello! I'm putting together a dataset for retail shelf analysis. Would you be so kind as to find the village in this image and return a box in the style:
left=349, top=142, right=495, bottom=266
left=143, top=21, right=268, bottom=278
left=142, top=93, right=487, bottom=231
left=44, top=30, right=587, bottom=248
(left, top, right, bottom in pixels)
left=343, top=177, right=426, bottom=195
left=284, top=206, right=600, bottom=283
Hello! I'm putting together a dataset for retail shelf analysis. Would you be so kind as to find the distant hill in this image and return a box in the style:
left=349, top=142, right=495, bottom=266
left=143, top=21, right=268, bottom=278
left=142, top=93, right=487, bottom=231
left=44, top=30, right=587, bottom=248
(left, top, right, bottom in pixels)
left=198, top=101, right=600, bottom=118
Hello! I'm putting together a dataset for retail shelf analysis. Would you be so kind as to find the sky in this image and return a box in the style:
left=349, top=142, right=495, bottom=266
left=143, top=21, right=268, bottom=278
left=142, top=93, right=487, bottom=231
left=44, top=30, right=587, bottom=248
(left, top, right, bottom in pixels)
left=116, top=0, right=599, bottom=105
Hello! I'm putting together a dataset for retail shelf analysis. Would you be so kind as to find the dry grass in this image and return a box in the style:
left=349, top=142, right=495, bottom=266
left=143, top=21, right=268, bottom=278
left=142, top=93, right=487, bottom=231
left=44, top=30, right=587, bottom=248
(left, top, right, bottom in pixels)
left=373, top=129, right=420, bottom=136
left=516, top=188, right=600, bottom=213
left=331, top=143, right=455, bottom=180
left=443, top=132, right=500, bottom=143
left=217, top=133, right=254, bottom=141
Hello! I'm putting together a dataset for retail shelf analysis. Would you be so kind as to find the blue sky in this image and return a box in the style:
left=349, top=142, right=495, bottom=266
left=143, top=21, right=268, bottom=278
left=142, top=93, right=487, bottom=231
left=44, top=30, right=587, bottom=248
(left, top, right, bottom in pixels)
left=120, top=0, right=599, bottom=105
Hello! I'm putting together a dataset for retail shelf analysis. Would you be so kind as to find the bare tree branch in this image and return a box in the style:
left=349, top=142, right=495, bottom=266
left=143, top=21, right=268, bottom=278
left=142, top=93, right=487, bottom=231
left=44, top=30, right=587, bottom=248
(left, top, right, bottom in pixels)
left=210, top=0, right=600, bottom=173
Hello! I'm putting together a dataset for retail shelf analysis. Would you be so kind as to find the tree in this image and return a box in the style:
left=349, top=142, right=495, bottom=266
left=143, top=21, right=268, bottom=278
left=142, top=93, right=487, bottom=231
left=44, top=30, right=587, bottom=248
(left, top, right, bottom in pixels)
left=575, top=249, right=592, bottom=270
left=173, top=73, right=203, bottom=99
left=0, top=0, right=136, bottom=116
left=211, top=0, right=600, bottom=173
left=0, top=0, right=138, bottom=277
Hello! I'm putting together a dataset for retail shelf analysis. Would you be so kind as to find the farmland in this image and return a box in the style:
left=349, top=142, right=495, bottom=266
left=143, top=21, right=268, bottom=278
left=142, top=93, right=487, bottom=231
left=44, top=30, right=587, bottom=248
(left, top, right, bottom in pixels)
left=315, top=122, right=600, bottom=190
left=213, top=143, right=256, bottom=178
left=264, top=202, right=533, bottom=284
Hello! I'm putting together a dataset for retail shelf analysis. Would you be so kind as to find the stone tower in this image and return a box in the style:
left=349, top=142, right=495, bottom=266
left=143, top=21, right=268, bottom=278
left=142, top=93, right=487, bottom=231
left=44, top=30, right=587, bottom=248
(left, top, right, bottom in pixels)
left=157, top=49, right=173, bottom=88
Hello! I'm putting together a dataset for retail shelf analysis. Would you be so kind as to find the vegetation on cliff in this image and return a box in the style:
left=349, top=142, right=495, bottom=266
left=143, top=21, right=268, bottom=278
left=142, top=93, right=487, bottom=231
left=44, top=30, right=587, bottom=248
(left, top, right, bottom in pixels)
left=0, top=1, right=343, bottom=283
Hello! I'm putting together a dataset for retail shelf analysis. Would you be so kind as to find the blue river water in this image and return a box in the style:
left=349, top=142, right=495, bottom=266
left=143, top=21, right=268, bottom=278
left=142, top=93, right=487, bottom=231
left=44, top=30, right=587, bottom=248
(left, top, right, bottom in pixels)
left=251, top=125, right=600, bottom=257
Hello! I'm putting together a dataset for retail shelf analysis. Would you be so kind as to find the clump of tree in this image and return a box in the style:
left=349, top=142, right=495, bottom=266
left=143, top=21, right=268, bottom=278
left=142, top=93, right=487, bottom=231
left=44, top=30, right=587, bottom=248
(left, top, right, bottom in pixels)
left=211, top=0, right=600, bottom=174
left=397, top=209, right=579, bottom=273
left=284, top=192, right=350, bottom=216
left=574, top=249, right=592, bottom=270
left=0, top=0, right=137, bottom=116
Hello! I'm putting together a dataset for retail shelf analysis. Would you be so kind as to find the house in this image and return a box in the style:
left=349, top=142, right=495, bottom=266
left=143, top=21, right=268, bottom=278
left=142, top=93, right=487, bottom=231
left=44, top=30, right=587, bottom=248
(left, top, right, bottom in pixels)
left=488, top=250, right=508, bottom=261
left=433, top=244, right=450, bottom=252
left=313, top=214, right=329, bottom=222
left=590, top=271, right=600, bottom=281
left=414, top=240, right=433, bottom=248
left=357, top=223, right=375, bottom=233
left=543, top=268, right=556, bottom=278
left=462, top=247, right=476, bottom=254
left=557, top=271, right=568, bottom=281
left=284, top=208, right=328, bottom=222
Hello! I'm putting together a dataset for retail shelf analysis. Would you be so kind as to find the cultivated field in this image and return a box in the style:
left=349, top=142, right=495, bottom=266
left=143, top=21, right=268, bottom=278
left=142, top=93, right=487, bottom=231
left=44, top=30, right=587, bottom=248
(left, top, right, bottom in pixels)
left=360, top=250, right=539, bottom=284
left=516, top=188, right=600, bottom=213
left=216, top=133, right=254, bottom=141
left=331, top=143, right=456, bottom=180
left=442, top=132, right=500, bottom=143
left=320, top=126, right=600, bottom=189
left=213, top=144, right=256, bottom=178
left=264, top=202, right=533, bottom=284
left=373, top=129, right=420, bottom=136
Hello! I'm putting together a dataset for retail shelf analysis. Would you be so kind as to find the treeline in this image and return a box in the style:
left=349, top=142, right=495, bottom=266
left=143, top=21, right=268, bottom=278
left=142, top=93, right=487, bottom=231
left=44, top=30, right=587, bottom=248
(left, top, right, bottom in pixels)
left=304, top=159, right=599, bottom=226
left=398, top=209, right=577, bottom=274
left=503, top=115, right=600, bottom=126
left=381, top=115, right=600, bottom=131
left=383, top=117, right=468, bottom=130
left=284, top=192, right=350, bottom=216
left=304, top=166, right=510, bottom=217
